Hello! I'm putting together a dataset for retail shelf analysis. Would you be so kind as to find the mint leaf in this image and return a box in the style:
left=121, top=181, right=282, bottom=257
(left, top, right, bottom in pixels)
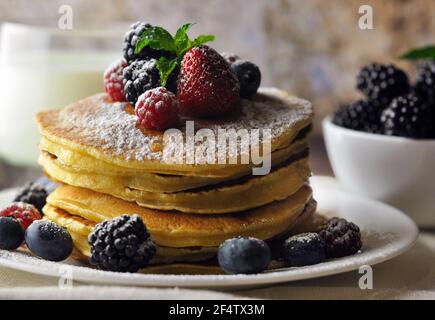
left=191, top=35, right=215, bottom=48
left=157, top=57, right=179, bottom=86
left=400, top=45, right=435, bottom=60
left=135, top=26, right=176, bottom=54
left=174, top=23, right=195, bottom=55
left=135, top=23, right=216, bottom=87
left=177, top=34, right=216, bottom=57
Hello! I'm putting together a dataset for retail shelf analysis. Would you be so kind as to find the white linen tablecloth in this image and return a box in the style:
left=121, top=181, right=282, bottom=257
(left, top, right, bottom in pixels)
left=0, top=232, right=434, bottom=300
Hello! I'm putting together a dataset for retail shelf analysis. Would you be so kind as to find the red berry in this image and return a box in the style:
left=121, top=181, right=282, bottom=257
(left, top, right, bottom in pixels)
left=104, top=58, right=128, bottom=102
left=177, top=45, right=240, bottom=118
left=0, top=202, right=42, bottom=230
left=135, top=87, right=179, bottom=131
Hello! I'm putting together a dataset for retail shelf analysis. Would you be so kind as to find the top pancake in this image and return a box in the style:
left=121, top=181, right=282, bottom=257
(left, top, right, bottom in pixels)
left=36, top=87, right=313, bottom=176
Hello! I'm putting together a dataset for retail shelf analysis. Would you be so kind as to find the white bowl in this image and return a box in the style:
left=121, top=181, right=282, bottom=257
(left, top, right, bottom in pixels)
left=323, top=116, right=435, bottom=227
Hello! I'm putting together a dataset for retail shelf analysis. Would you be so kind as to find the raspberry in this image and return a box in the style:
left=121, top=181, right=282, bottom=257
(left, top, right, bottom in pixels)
left=177, top=45, right=240, bottom=118
left=0, top=202, right=42, bottom=230
left=356, top=63, right=409, bottom=104
left=14, top=182, right=48, bottom=212
left=319, top=218, right=362, bottom=258
left=123, top=22, right=174, bottom=63
left=104, top=58, right=128, bottom=102
left=332, top=99, right=384, bottom=133
left=381, top=93, right=435, bottom=139
left=135, top=87, right=179, bottom=131
left=88, top=215, right=156, bottom=272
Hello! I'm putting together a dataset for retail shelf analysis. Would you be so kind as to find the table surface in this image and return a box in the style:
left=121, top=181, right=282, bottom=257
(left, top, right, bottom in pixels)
left=0, top=137, right=434, bottom=300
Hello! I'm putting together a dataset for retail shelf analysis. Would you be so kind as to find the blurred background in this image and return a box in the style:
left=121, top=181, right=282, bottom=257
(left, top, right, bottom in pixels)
left=0, top=0, right=434, bottom=188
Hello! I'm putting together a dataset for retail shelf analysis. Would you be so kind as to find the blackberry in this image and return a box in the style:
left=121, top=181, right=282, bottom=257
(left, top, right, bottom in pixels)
left=231, top=60, right=262, bottom=98
left=123, top=22, right=174, bottom=63
left=332, top=99, right=384, bottom=133
left=13, top=182, right=48, bottom=213
left=123, top=59, right=177, bottom=105
left=381, top=93, right=435, bottom=139
left=283, top=233, right=326, bottom=267
left=415, top=60, right=435, bottom=103
left=356, top=63, right=409, bottom=104
left=88, top=215, right=156, bottom=273
left=217, top=237, right=271, bottom=274
left=319, top=218, right=362, bottom=258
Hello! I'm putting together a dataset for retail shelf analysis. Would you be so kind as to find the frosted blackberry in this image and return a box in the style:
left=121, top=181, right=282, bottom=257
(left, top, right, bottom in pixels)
left=122, top=22, right=174, bottom=63
left=356, top=63, right=409, bottom=104
left=381, top=93, right=435, bottom=139
left=123, top=59, right=177, bottom=105
left=88, top=215, right=156, bottom=273
left=415, top=60, right=435, bottom=103
left=332, top=99, right=384, bottom=133
left=319, top=218, right=362, bottom=258
left=13, top=182, right=47, bottom=212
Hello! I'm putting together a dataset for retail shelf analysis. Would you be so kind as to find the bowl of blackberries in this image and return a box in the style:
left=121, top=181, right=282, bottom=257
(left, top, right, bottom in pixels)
left=323, top=57, right=435, bottom=227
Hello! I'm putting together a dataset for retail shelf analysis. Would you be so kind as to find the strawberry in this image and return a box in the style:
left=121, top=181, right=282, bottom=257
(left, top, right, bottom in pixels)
left=177, top=45, right=240, bottom=118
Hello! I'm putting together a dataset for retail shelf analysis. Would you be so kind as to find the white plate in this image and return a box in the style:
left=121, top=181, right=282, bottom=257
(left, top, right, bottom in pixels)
left=0, top=177, right=418, bottom=288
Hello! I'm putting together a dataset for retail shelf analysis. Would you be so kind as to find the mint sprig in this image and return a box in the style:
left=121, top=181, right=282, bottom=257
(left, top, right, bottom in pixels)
left=135, top=23, right=215, bottom=86
left=400, top=45, right=435, bottom=60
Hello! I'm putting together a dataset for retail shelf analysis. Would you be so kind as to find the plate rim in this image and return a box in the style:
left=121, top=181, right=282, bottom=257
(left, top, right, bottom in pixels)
left=0, top=177, right=419, bottom=288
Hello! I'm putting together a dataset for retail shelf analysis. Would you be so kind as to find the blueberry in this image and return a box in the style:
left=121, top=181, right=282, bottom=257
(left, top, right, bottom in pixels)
left=0, top=217, right=24, bottom=250
left=283, top=233, right=326, bottom=267
left=217, top=237, right=271, bottom=274
left=231, top=60, right=261, bottom=98
left=25, top=220, right=73, bottom=261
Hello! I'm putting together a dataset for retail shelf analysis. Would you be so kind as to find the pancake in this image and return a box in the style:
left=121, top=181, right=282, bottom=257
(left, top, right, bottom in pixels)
left=65, top=229, right=218, bottom=265
left=36, top=87, right=313, bottom=177
left=41, top=149, right=311, bottom=214
left=38, top=135, right=309, bottom=191
left=44, top=184, right=315, bottom=248
left=44, top=195, right=317, bottom=265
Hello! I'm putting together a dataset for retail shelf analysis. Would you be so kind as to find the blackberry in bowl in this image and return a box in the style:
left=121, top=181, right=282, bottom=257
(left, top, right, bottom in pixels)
left=324, top=61, right=435, bottom=227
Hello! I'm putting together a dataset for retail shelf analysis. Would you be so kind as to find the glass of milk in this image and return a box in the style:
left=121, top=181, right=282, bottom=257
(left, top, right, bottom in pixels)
left=0, top=23, right=122, bottom=166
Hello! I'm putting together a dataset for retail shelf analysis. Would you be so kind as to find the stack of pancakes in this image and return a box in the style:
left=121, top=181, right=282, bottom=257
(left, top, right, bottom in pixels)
left=36, top=87, right=317, bottom=272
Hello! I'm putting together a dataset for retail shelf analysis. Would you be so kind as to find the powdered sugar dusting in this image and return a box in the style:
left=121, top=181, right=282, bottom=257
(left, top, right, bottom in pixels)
left=53, top=88, right=312, bottom=162
left=57, top=95, right=160, bottom=161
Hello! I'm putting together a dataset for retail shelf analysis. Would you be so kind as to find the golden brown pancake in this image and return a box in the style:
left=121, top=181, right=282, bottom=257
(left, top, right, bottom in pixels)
left=38, top=136, right=309, bottom=192
left=41, top=150, right=311, bottom=214
left=45, top=194, right=317, bottom=266
left=44, top=184, right=315, bottom=247
left=36, top=88, right=313, bottom=177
